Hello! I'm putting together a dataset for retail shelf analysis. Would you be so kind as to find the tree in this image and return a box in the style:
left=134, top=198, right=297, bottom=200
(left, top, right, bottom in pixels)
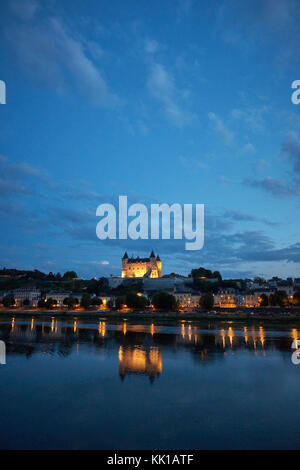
left=259, top=294, right=268, bottom=307
left=152, top=291, right=177, bottom=311
left=293, top=291, right=300, bottom=307
left=191, top=267, right=222, bottom=281
left=45, top=297, right=57, bottom=309
left=2, top=295, right=15, bottom=307
left=81, top=294, right=92, bottom=309
left=124, top=292, right=149, bottom=309
left=115, top=296, right=126, bottom=310
left=63, top=296, right=78, bottom=309
left=38, top=299, right=46, bottom=308
left=199, top=293, right=214, bottom=310
left=91, top=297, right=102, bottom=306
left=107, top=299, right=114, bottom=309
left=276, top=290, right=288, bottom=307
left=269, top=291, right=288, bottom=307
left=62, top=271, right=78, bottom=280
left=23, top=298, right=30, bottom=306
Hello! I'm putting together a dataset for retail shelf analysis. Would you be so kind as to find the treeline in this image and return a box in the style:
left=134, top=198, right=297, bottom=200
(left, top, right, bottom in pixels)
left=259, top=291, right=300, bottom=307
left=0, top=268, right=78, bottom=281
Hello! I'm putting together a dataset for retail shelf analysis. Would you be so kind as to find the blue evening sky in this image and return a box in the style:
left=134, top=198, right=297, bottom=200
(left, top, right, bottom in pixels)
left=0, top=0, right=299, bottom=279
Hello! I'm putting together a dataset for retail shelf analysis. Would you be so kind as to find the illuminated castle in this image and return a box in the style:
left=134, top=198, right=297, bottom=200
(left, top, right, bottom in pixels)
left=121, top=250, right=162, bottom=278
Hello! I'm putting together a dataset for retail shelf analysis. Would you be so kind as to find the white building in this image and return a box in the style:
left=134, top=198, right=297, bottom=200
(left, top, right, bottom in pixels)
left=174, top=292, right=201, bottom=308
left=11, top=288, right=41, bottom=307
left=46, top=291, right=84, bottom=306
left=108, top=276, right=124, bottom=289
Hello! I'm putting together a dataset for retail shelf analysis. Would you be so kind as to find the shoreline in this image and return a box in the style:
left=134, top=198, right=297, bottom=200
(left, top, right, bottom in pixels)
left=1, top=307, right=300, bottom=323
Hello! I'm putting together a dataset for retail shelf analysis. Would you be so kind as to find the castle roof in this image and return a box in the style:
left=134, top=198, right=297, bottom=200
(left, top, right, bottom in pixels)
left=127, top=257, right=151, bottom=264
left=123, top=250, right=159, bottom=264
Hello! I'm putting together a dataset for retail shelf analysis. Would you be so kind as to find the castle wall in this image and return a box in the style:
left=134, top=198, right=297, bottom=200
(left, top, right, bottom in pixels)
left=122, top=255, right=161, bottom=278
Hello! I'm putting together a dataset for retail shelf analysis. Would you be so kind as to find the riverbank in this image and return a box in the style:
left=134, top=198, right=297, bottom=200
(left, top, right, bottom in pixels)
left=1, top=307, right=300, bottom=322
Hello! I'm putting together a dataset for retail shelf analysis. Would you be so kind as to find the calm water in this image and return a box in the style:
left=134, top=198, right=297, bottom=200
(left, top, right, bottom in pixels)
left=0, top=316, right=300, bottom=449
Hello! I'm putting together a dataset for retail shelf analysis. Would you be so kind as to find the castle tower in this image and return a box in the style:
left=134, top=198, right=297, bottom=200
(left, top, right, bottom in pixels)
left=156, top=254, right=162, bottom=278
left=121, top=251, right=128, bottom=278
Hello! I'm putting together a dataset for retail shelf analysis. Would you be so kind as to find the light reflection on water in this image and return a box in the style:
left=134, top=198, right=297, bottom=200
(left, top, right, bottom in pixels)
left=1, top=317, right=300, bottom=449
left=0, top=318, right=299, bottom=378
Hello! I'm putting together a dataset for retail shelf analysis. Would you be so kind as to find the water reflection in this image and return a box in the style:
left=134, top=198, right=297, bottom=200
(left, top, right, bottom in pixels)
left=119, top=346, right=162, bottom=382
left=0, top=318, right=298, bottom=380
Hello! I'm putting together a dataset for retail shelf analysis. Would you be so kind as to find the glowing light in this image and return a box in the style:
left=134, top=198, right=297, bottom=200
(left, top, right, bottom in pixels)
left=251, top=327, right=257, bottom=349
left=98, top=321, right=106, bottom=337
left=244, top=326, right=248, bottom=344
left=228, top=327, right=234, bottom=348
left=292, top=329, right=299, bottom=348
left=259, top=326, right=265, bottom=347
left=220, top=328, right=226, bottom=348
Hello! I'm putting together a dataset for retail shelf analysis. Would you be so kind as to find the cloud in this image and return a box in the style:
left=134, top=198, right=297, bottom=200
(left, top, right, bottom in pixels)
left=281, top=132, right=300, bottom=173
left=231, top=106, right=269, bottom=133
left=0, top=155, right=47, bottom=198
left=217, top=0, right=300, bottom=65
left=218, top=176, right=234, bottom=185
left=176, top=0, right=193, bottom=22
left=239, top=240, right=300, bottom=263
left=63, top=188, right=107, bottom=202
left=144, top=39, right=159, bottom=54
left=239, top=142, right=255, bottom=155
left=178, top=155, right=208, bottom=170
left=10, top=0, right=39, bottom=20
left=208, top=112, right=234, bottom=145
left=224, top=209, right=277, bottom=227
left=0, top=179, right=33, bottom=197
left=245, top=176, right=297, bottom=198
left=245, top=132, right=300, bottom=198
left=147, top=62, right=192, bottom=126
left=6, top=12, right=120, bottom=107
left=0, top=155, right=298, bottom=277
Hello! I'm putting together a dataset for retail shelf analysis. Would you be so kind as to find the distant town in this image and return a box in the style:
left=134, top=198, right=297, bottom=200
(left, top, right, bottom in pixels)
left=0, top=251, right=300, bottom=312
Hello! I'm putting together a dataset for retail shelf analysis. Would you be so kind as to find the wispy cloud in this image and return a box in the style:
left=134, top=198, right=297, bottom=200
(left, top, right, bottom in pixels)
left=178, top=155, right=208, bottom=169
left=245, top=132, right=300, bottom=198
left=144, top=38, right=159, bottom=54
left=224, top=209, right=278, bottom=227
left=245, top=176, right=297, bottom=198
left=147, top=62, right=192, bottom=126
left=231, top=105, right=269, bottom=133
left=282, top=131, right=300, bottom=173
left=217, top=0, right=300, bottom=66
left=0, top=155, right=47, bottom=198
left=10, top=0, right=39, bottom=20
left=6, top=6, right=120, bottom=107
left=208, top=112, right=234, bottom=145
